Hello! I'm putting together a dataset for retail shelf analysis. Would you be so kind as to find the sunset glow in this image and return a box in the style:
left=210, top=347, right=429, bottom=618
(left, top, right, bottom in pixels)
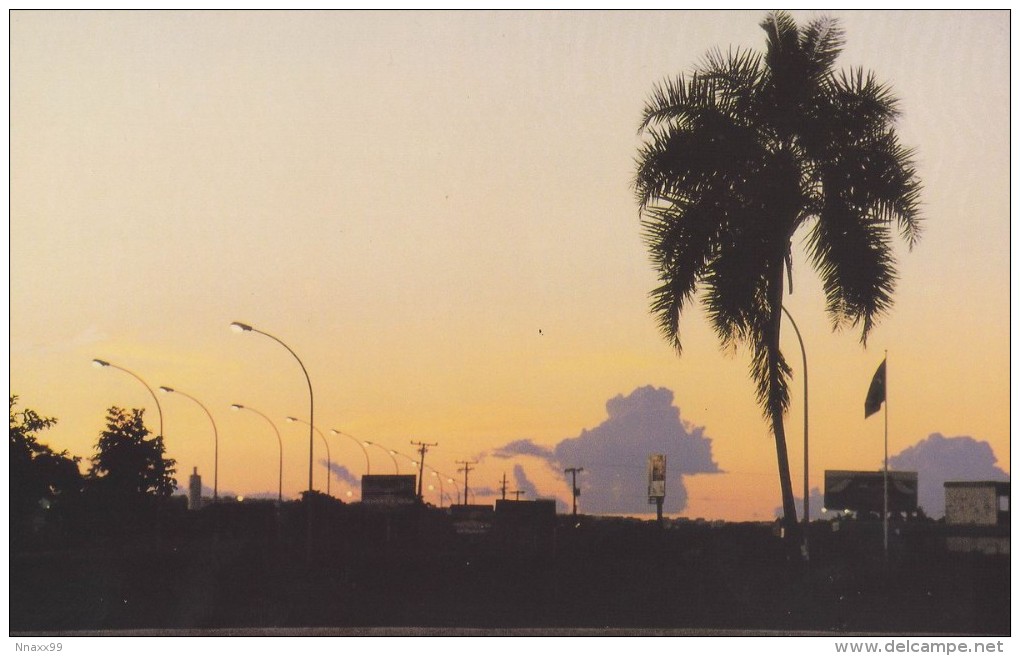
left=10, top=10, right=1009, bottom=522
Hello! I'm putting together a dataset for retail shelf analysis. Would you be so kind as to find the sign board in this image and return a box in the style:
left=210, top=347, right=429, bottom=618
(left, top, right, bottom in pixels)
left=648, top=454, right=666, bottom=503
left=823, top=470, right=918, bottom=513
left=361, top=474, right=417, bottom=505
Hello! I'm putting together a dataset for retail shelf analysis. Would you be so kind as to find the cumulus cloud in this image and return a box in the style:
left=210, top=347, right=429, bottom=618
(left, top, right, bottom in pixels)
left=888, top=433, right=1009, bottom=518
left=489, top=386, right=721, bottom=515
left=554, top=386, right=720, bottom=514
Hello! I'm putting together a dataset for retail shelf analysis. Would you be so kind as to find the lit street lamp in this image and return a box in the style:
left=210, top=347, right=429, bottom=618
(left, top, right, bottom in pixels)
left=287, top=417, right=332, bottom=497
left=230, top=322, right=315, bottom=493
left=331, top=429, right=371, bottom=475
left=231, top=404, right=284, bottom=504
left=428, top=483, right=451, bottom=507
left=427, top=469, right=455, bottom=508
left=92, top=359, right=163, bottom=438
left=159, top=386, right=219, bottom=501
left=397, top=451, right=419, bottom=469
left=364, top=440, right=400, bottom=473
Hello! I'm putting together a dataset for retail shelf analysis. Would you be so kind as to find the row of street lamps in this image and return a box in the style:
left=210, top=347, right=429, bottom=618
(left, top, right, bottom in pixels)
left=95, top=317, right=809, bottom=524
left=92, top=322, right=463, bottom=505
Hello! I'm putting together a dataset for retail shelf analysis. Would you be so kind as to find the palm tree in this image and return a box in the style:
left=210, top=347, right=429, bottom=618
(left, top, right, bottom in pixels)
left=635, top=11, right=921, bottom=536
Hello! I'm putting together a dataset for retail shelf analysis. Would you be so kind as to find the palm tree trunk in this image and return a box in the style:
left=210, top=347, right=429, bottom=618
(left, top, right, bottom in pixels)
left=768, top=267, right=800, bottom=540
left=770, top=401, right=799, bottom=535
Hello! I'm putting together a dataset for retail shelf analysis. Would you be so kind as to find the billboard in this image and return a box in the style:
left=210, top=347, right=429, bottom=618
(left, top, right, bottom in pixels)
left=648, top=454, right=666, bottom=503
left=823, top=470, right=918, bottom=514
left=361, top=474, right=417, bottom=505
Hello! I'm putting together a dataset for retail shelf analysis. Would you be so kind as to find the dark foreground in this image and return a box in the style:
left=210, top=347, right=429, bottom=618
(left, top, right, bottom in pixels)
left=9, top=498, right=1009, bottom=634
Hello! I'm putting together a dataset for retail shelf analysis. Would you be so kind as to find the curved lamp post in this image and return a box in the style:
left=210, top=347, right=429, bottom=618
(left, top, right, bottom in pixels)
left=364, top=440, right=400, bottom=474
left=92, top=359, right=163, bottom=438
left=287, top=416, right=332, bottom=497
left=159, top=386, right=219, bottom=501
left=231, top=404, right=283, bottom=504
left=230, top=322, right=314, bottom=494
left=781, top=305, right=809, bottom=559
left=330, top=429, right=371, bottom=475
left=428, top=483, right=451, bottom=507
left=396, top=451, right=419, bottom=469
left=427, top=469, right=455, bottom=508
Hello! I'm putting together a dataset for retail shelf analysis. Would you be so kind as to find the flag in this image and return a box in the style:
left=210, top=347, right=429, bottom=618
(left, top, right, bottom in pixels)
left=865, top=359, right=886, bottom=418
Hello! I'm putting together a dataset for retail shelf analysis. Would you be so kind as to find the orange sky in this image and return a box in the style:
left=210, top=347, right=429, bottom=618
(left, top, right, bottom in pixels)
left=9, top=10, right=1010, bottom=520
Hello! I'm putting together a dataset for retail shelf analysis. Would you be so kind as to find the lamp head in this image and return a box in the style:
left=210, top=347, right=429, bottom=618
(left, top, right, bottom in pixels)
left=92, top=359, right=110, bottom=368
left=285, top=416, right=298, bottom=423
left=330, top=429, right=339, bottom=435
left=229, top=321, right=253, bottom=333
left=230, top=404, right=244, bottom=411
left=158, top=386, right=174, bottom=394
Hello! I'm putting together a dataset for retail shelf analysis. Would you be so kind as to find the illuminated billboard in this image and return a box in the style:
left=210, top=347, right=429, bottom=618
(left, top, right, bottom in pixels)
left=648, top=454, right=666, bottom=503
left=823, top=470, right=918, bottom=513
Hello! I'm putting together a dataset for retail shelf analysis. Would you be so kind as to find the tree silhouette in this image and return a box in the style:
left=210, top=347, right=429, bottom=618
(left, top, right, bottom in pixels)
left=10, top=396, right=83, bottom=539
left=635, top=12, right=921, bottom=535
left=88, top=406, right=177, bottom=499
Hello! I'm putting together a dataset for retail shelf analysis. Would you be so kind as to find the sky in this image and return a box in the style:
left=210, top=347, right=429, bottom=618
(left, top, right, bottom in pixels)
left=9, top=10, right=1010, bottom=521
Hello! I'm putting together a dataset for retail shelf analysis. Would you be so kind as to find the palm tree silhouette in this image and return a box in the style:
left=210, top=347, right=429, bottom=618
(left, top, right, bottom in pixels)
left=635, top=12, right=921, bottom=537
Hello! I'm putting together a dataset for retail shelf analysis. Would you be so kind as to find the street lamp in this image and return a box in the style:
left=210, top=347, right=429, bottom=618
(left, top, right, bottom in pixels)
left=427, top=469, right=455, bottom=508
left=330, top=429, right=371, bottom=475
left=396, top=451, right=419, bottom=469
left=428, top=482, right=451, bottom=507
left=92, top=359, right=163, bottom=438
left=230, top=322, right=314, bottom=493
left=287, top=417, right=332, bottom=497
left=429, top=471, right=444, bottom=507
left=364, top=440, right=399, bottom=473
left=781, top=305, right=809, bottom=560
left=231, top=404, right=283, bottom=504
left=159, top=386, right=219, bottom=501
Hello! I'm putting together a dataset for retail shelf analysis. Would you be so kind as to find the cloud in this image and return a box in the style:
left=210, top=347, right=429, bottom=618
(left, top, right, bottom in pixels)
left=491, top=439, right=555, bottom=461
left=490, top=386, right=721, bottom=515
left=470, top=485, right=499, bottom=502
left=554, top=386, right=721, bottom=514
left=888, top=433, right=1009, bottom=518
left=325, top=461, right=360, bottom=487
left=512, top=464, right=541, bottom=500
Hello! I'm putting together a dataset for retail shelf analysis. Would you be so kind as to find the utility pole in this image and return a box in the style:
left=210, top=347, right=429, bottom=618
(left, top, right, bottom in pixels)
left=564, top=467, right=584, bottom=516
left=457, top=460, right=477, bottom=506
left=511, top=489, right=526, bottom=501
left=499, top=472, right=508, bottom=500
left=411, top=440, right=438, bottom=500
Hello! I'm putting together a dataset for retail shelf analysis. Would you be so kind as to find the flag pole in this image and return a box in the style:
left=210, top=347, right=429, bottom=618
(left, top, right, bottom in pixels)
left=883, top=350, right=889, bottom=559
